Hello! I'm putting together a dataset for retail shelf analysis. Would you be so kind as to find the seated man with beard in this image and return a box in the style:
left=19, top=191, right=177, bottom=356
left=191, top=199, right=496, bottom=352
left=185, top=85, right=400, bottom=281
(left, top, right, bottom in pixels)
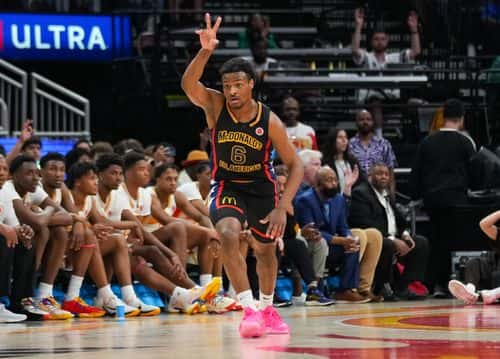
left=295, top=166, right=370, bottom=303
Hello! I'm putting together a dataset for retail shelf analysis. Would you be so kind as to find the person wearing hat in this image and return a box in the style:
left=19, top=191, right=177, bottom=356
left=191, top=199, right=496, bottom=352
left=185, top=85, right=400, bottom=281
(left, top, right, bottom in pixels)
left=152, top=142, right=176, bottom=167
left=178, top=150, right=209, bottom=186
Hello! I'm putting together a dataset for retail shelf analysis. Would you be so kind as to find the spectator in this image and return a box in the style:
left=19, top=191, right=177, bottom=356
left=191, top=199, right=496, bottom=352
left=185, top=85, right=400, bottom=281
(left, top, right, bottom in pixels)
left=410, top=98, right=476, bottom=298
left=242, top=37, right=280, bottom=80
left=73, top=139, right=92, bottom=152
left=0, top=155, right=7, bottom=188
left=282, top=96, right=318, bottom=150
left=348, top=110, right=397, bottom=177
left=238, top=13, right=278, bottom=49
left=90, top=141, right=114, bottom=161
left=322, top=128, right=363, bottom=194
left=295, top=166, right=370, bottom=303
left=177, top=161, right=211, bottom=215
left=297, top=150, right=322, bottom=194
left=275, top=165, right=335, bottom=306
left=351, top=7, right=421, bottom=102
left=350, top=163, right=429, bottom=300
left=113, top=138, right=145, bottom=156
left=21, top=136, right=42, bottom=163
left=152, top=142, right=176, bottom=167
left=178, top=150, right=209, bottom=186
left=65, top=148, right=92, bottom=172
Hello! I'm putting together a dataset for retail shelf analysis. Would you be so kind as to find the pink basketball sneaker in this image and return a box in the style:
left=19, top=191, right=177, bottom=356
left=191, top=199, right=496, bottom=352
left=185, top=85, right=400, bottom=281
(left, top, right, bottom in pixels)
left=261, top=306, right=290, bottom=334
left=239, top=308, right=266, bottom=338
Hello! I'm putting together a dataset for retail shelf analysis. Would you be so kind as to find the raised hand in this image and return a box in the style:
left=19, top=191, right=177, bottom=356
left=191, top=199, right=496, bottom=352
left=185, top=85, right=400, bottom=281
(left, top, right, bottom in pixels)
left=408, top=12, right=418, bottom=33
left=195, top=13, right=222, bottom=51
left=20, top=120, right=34, bottom=142
left=354, top=8, right=365, bottom=28
left=344, top=165, right=359, bottom=189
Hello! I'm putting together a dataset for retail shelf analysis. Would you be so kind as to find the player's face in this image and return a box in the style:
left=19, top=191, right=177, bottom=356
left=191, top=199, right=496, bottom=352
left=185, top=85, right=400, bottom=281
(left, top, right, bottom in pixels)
left=304, top=158, right=321, bottom=185
left=356, top=111, right=375, bottom=135
left=77, top=170, right=98, bottom=196
left=41, top=160, right=65, bottom=189
left=276, top=175, right=287, bottom=197
left=157, top=168, right=178, bottom=194
left=0, top=157, right=8, bottom=188
left=282, top=98, right=300, bottom=126
left=100, top=164, right=123, bottom=190
left=24, top=144, right=41, bottom=161
left=222, top=72, right=254, bottom=110
left=131, top=160, right=150, bottom=187
left=197, top=167, right=211, bottom=188
left=336, top=130, right=349, bottom=154
left=371, top=32, right=388, bottom=53
left=15, top=161, right=40, bottom=193
left=370, top=165, right=390, bottom=191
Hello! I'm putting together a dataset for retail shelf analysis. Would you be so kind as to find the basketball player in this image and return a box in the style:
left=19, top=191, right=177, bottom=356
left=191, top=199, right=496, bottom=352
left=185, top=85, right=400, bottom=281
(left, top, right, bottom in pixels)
left=449, top=210, right=500, bottom=305
left=182, top=14, right=304, bottom=337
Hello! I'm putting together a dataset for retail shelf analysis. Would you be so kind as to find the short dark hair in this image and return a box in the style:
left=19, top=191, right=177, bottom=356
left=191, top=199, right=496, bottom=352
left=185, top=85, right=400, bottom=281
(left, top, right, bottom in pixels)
left=113, top=138, right=144, bottom=156
left=21, top=136, right=42, bottom=151
left=154, top=163, right=178, bottom=179
left=74, top=138, right=91, bottom=149
left=443, top=98, right=465, bottom=121
left=194, top=161, right=211, bottom=175
left=219, top=57, right=256, bottom=82
left=65, top=148, right=91, bottom=172
left=90, top=141, right=113, bottom=158
left=40, top=152, right=65, bottom=169
left=66, top=162, right=97, bottom=189
left=123, top=151, right=146, bottom=171
left=0, top=145, right=6, bottom=157
left=96, top=153, right=124, bottom=173
left=9, top=155, right=36, bottom=174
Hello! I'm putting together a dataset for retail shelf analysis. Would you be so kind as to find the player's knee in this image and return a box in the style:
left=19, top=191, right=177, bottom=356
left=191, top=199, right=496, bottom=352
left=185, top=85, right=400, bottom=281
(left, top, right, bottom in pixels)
left=167, top=221, right=188, bottom=238
left=216, top=218, right=240, bottom=241
left=253, top=240, right=276, bottom=257
left=84, top=229, right=97, bottom=245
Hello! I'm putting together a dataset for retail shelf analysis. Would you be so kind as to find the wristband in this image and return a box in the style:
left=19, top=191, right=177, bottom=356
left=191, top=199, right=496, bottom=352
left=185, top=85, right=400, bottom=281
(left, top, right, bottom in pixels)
left=402, top=230, right=411, bottom=238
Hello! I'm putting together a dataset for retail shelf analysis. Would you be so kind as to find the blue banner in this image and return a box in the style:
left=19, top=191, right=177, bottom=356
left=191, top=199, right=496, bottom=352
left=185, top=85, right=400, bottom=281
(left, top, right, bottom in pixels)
left=0, top=13, right=131, bottom=61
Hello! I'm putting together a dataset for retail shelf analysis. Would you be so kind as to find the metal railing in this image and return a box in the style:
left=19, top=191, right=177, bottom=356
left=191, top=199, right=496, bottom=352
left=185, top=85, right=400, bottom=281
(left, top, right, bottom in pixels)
left=31, top=73, right=90, bottom=139
left=0, top=98, right=8, bottom=136
left=0, top=59, right=28, bottom=134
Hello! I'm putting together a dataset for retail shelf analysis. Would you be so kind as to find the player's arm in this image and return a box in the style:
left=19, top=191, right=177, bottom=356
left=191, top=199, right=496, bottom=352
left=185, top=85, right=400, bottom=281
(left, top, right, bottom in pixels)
left=59, top=186, right=86, bottom=250
left=270, top=113, right=304, bottom=214
left=6, top=120, right=33, bottom=165
left=190, top=199, right=210, bottom=217
left=181, top=13, right=224, bottom=128
left=262, top=113, right=304, bottom=240
left=174, top=191, right=213, bottom=228
left=12, top=198, right=54, bottom=231
left=151, top=195, right=176, bottom=225
left=39, top=197, right=73, bottom=226
left=480, top=211, right=500, bottom=240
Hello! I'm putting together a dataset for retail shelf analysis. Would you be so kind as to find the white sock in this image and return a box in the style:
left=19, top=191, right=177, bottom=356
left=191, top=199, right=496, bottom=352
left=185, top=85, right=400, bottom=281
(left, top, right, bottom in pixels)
left=236, top=290, right=257, bottom=311
left=97, top=285, right=114, bottom=300
left=172, top=287, right=190, bottom=303
left=260, top=291, right=274, bottom=309
left=37, top=282, right=53, bottom=299
left=199, top=274, right=213, bottom=287
left=65, top=275, right=84, bottom=301
left=228, top=284, right=237, bottom=299
left=121, top=285, right=137, bottom=302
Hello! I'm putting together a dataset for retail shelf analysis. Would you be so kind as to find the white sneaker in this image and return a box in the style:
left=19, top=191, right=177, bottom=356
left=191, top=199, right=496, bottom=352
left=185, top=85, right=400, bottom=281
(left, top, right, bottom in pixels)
left=448, top=280, right=479, bottom=305
left=206, top=295, right=243, bottom=314
left=292, top=293, right=307, bottom=306
left=94, top=295, right=140, bottom=317
left=0, top=304, right=27, bottom=322
left=480, top=290, right=500, bottom=305
left=123, top=297, right=160, bottom=316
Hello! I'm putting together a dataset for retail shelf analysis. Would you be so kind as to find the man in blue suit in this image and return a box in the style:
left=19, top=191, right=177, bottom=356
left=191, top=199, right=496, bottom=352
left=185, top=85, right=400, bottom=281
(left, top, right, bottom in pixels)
left=295, top=166, right=370, bottom=303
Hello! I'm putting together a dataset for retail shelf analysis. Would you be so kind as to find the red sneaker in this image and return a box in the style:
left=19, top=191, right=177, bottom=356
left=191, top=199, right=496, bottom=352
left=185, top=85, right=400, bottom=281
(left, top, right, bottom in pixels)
left=62, top=297, right=106, bottom=318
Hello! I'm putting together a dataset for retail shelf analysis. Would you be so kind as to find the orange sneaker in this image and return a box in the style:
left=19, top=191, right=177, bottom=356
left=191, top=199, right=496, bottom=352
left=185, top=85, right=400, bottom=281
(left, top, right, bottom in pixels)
left=62, top=297, right=106, bottom=318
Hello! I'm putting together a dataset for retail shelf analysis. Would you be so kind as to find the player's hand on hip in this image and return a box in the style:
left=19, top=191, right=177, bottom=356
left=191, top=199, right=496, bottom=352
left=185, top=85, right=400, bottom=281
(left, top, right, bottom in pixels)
left=195, top=13, right=222, bottom=51
left=260, top=207, right=287, bottom=241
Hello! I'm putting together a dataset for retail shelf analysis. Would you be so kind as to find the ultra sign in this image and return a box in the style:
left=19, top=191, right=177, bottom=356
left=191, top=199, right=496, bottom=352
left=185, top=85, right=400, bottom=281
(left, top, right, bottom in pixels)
left=0, top=13, right=131, bottom=61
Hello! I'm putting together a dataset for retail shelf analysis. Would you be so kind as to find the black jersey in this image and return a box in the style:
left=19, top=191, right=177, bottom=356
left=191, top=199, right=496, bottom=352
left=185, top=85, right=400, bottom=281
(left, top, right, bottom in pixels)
left=211, top=101, right=275, bottom=183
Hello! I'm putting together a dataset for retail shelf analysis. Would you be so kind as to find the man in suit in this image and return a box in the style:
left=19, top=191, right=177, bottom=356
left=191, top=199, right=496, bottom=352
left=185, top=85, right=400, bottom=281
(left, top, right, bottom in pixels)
left=295, top=166, right=370, bottom=303
left=350, top=163, right=429, bottom=300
